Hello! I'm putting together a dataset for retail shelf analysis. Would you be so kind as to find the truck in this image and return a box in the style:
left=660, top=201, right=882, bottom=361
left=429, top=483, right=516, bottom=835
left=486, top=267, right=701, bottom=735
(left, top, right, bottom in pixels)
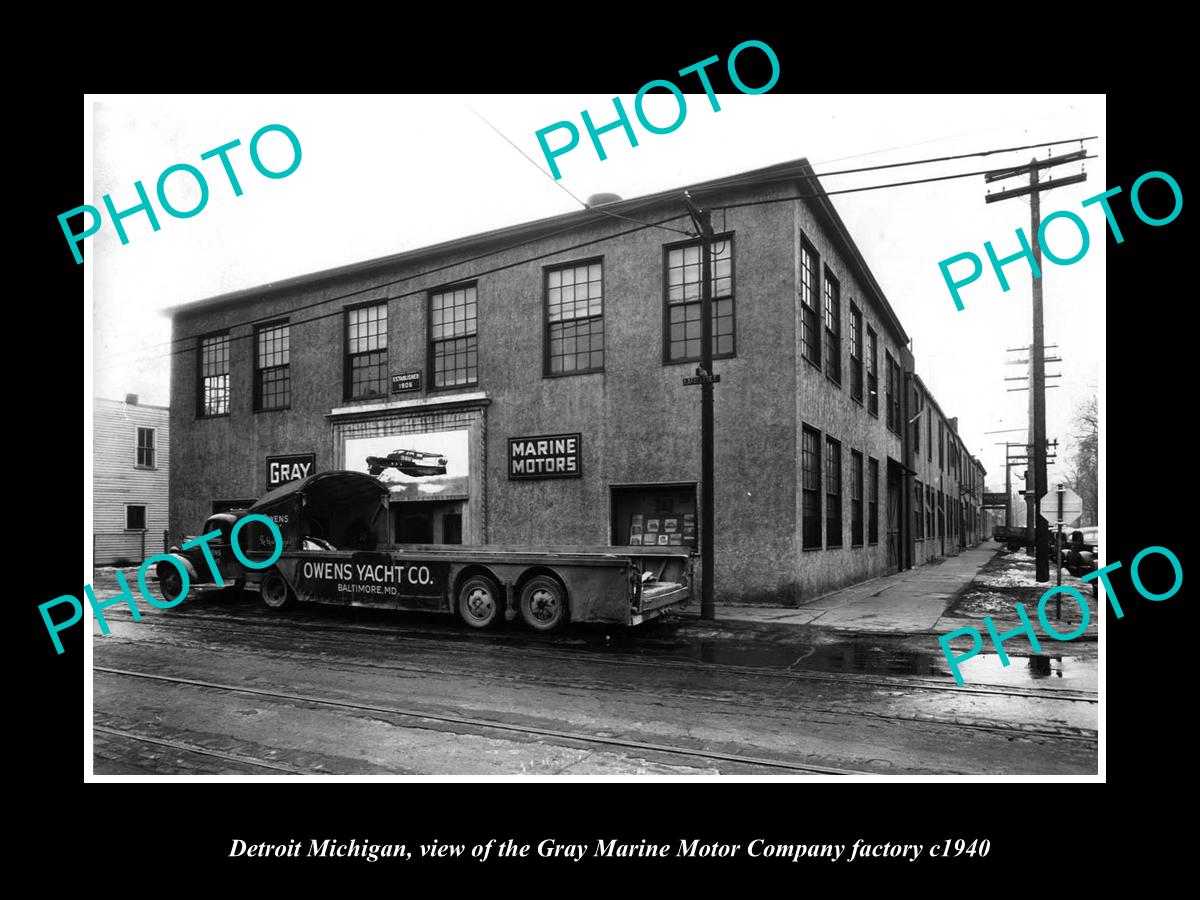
left=157, top=470, right=693, bottom=631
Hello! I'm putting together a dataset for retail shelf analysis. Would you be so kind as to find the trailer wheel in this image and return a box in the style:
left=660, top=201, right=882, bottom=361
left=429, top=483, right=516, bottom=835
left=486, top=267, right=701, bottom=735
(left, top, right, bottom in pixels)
left=519, top=575, right=568, bottom=633
left=457, top=574, right=502, bottom=629
left=261, top=570, right=296, bottom=610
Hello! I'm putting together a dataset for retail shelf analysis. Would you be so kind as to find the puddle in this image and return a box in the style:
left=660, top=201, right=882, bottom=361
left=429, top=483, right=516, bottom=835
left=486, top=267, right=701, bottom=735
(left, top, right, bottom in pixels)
left=950, top=653, right=1097, bottom=690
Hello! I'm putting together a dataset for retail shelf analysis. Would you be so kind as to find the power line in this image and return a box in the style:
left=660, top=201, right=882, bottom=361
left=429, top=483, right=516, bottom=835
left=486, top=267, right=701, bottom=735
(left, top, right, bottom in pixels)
left=100, top=138, right=1100, bottom=368
left=711, top=157, right=1096, bottom=211
left=468, top=104, right=694, bottom=240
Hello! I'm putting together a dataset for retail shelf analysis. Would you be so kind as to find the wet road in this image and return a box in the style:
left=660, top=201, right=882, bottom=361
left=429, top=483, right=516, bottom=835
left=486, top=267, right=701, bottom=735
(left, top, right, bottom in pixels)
left=91, top=584, right=1098, bottom=776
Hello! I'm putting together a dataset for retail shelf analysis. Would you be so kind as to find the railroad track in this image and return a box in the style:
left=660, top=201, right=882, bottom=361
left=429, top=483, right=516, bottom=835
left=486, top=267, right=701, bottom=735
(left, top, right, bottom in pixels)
left=94, top=724, right=311, bottom=774
left=94, top=666, right=869, bottom=776
left=99, top=606, right=1099, bottom=704
left=96, top=628, right=1098, bottom=745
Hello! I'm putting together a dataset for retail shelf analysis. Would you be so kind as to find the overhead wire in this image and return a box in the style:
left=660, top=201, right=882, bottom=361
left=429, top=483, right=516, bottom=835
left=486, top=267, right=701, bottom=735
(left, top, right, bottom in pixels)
left=99, top=139, right=1101, bottom=368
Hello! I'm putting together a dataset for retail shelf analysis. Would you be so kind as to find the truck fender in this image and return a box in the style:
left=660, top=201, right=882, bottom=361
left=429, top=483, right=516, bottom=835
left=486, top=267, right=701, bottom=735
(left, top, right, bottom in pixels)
left=158, top=552, right=202, bottom=585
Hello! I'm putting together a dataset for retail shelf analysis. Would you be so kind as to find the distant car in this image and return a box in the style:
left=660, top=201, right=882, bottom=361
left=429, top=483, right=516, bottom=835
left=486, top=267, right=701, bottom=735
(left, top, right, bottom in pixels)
left=1061, top=527, right=1099, bottom=576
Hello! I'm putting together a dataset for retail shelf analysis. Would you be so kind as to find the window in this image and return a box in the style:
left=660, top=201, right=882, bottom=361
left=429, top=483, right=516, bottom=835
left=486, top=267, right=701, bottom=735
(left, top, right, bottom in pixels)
left=823, top=268, right=841, bottom=384
left=801, top=426, right=822, bottom=549
left=885, top=351, right=896, bottom=432
left=914, top=480, right=924, bottom=539
left=926, top=485, right=935, bottom=538
left=825, top=436, right=842, bottom=548
left=198, top=332, right=230, bottom=417
left=611, top=484, right=697, bottom=548
left=136, top=427, right=155, bottom=468
left=849, top=303, right=863, bottom=404
left=850, top=449, right=864, bottom=546
left=938, top=419, right=945, bottom=470
left=254, top=321, right=290, bottom=410
left=665, top=236, right=735, bottom=362
left=345, top=303, right=388, bottom=399
left=927, top=408, right=933, bottom=462
left=891, top=358, right=903, bottom=431
left=547, top=260, right=603, bottom=374
left=938, top=489, right=945, bottom=539
left=868, top=456, right=879, bottom=544
left=430, top=286, right=477, bottom=388
left=125, top=505, right=146, bottom=531
left=799, top=238, right=821, bottom=368
left=866, top=327, right=878, bottom=417
left=913, top=388, right=922, bottom=454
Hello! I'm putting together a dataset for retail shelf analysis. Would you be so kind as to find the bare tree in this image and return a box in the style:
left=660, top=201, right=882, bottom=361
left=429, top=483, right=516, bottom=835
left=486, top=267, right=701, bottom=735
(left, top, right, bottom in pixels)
left=1065, top=394, right=1098, bottom=526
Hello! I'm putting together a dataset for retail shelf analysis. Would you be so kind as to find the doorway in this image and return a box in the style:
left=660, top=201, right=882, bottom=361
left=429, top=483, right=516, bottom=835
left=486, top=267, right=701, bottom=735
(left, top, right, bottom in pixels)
left=391, top=501, right=465, bottom=545
left=886, top=459, right=902, bottom=573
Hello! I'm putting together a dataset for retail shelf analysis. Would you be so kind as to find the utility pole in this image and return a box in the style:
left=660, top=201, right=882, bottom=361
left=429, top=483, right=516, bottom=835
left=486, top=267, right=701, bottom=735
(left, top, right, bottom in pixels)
left=683, top=192, right=716, bottom=620
left=987, top=153, right=1086, bottom=582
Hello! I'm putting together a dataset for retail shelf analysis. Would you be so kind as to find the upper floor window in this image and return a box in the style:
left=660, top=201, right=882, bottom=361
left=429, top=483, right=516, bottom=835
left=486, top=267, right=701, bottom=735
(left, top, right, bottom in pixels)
left=823, top=269, right=841, bottom=385
left=938, top=419, right=945, bottom=470
left=866, top=327, right=879, bottom=417
left=136, top=427, right=155, bottom=468
left=254, top=321, right=290, bottom=411
left=664, top=236, right=735, bottom=363
left=546, top=260, right=603, bottom=375
left=800, top=239, right=821, bottom=368
left=345, top=303, right=388, bottom=400
left=885, top=351, right=898, bottom=433
left=913, top=388, right=922, bottom=454
left=198, top=332, right=230, bottom=417
left=849, top=303, right=863, bottom=404
left=430, top=285, right=477, bottom=388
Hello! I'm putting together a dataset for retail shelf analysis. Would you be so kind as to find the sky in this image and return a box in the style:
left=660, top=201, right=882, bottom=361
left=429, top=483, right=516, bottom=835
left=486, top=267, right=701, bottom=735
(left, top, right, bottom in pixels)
left=88, top=93, right=1105, bottom=492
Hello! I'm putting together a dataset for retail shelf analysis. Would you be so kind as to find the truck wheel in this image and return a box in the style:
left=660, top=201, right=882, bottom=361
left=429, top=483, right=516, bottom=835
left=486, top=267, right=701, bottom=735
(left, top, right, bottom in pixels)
left=156, top=561, right=186, bottom=606
left=519, top=575, right=568, bottom=633
left=458, top=574, right=502, bottom=629
left=261, top=570, right=296, bottom=610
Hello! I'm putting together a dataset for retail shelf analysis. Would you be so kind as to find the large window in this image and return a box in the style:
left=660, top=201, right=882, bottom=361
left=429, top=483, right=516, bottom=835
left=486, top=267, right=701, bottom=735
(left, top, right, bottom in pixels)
left=938, top=419, right=945, bottom=470
left=546, top=260, right=603, bottom=375
left=801, top=426, right=822, bottom=549
left=825, top=436, right=842, bottom=548
left=800, top=238, right=821, bottom=368
left=868, top=456, right=879, bottom=544
left=885, top=351, right=897, bottom=432
left=665, top=236, right=735, bottom=362
left=345, top=303, right=388, bottom=400
left=611, top=484, right=697, bottom=548
left=849, top=303, right=863, bottom=404
left=823, top=269, right=841, bottom=384
left=927, top=409, right=933, bottom=462
left=136, top=427, right=155, bottom=468
left=198, top=332, right=230, bottom=417
left=254, top=320, right=290, bottom=410
left=850, top=449, right=864, bottom=547
left=913, top=388, right=922, bottom=454
left=926, top=485, right=935, bottom=539
left=867, top=327, right=879, bottom=417
left=914, top=480, right=924, bottom=540
left=890, top=357, right=902, bottom=433
left=430, top=285, right=477, bottom=388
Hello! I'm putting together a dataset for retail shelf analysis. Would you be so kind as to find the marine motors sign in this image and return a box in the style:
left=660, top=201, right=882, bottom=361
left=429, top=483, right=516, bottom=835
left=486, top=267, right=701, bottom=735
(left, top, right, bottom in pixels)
left=508, top=433, right=582, bottom=479
left=266, top=453, right=316, bottom=488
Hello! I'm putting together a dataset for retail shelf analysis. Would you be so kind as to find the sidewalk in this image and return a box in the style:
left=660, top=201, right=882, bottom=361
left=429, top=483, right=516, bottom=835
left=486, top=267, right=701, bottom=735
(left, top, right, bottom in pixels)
left=683, top=546, right=997, bottom=635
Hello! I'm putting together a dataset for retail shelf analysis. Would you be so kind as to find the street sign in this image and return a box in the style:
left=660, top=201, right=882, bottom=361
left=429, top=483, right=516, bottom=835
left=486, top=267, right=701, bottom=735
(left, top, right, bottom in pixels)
left=982, top=492, right=1008, bottom=508
left=683, top=374, right=721, bottom=386
left=1056, top=489, right=1084, bottom=525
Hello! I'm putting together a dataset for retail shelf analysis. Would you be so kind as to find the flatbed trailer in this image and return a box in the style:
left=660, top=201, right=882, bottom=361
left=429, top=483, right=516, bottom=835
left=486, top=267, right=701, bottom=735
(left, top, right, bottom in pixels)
left=160, top=471, right=692, bottom=631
